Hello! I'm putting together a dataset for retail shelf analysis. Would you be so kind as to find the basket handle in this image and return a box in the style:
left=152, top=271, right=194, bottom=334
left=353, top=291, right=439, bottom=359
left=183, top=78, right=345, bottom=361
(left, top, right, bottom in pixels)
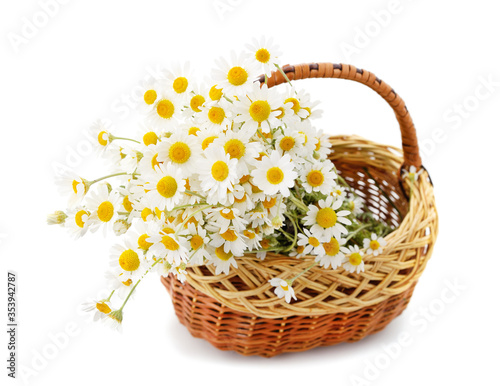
left=260, top=63, right=422, bottom=169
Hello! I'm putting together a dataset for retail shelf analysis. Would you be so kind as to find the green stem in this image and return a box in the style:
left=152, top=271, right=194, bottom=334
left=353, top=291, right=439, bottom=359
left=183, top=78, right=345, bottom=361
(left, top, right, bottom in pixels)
left=289, top=195, right=309, bottom=213
left=169, top=203, right=208, bottom=212
left=256, top=129, right=270, bottom=146
left=291, top=261, right=318, bottom=282
left=103, top=290, right=115, bottom=302
left=278, top=228, right=295, bottom=242
left=110, top=135, right=141, bottom=144
left=90, top=172, right=132, bottom=185
left=185, top=190, right=207, bottom=200
left=175, top=205, right=212, bottom=236
left=282, top=213, right=299, bottom=253
left=275, top=63, right=293, bottom=87
left=118, top=259, right=160, bottom=312
left=345, top=223, right=371, bottom=243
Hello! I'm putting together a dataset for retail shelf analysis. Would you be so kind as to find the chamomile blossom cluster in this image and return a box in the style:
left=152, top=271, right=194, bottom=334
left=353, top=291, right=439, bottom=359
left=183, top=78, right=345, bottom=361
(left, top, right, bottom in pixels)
left=49, top=39, right=392, bottom=329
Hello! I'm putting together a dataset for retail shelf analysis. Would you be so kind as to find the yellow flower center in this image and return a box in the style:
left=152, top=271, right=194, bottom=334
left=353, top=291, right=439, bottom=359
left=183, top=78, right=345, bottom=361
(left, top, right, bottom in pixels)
left=97, top=201, right=114, bottom=222
left=221, top=229, right=238, bottom=242
left=151, top=153, right=160, bottom=169
left=307, top=170, right=324, bottom=187
left=280, top=282, right=289, bottom=291
left=220, top=210, right=235, bottom=220
left=75, top=210, right=89, bottom=228
left=97, top=131, right=108, bottom=146
left=141, top=208, right=152, bottom=221
left=260, top=239, right=271, bottom=249
left=308, top=237, right=320, bottom=247
left=122, top=196, right=133, bottom=212
left=190, top=235, right=204, bottom=250
left=96, top=302, right=111, bottom=314
left=122, top=279, right=132, bottom=287
left=208, top=106, right=226, bottom=124
left=156, top=99, right=175, bottom=119
left=284, top=97, right=301, bottom=114
left=296, top=245, right=305, bottom=254
left=119, top=249, right=140, bottom=271
left=370, top=240, right=381, bottom=250
left=266, top=167, right=284, bottom=185
left=255, top=48, right=271, bottom=63
left=315, top=139, right=321, bottom=151
left=211, top=160, right=229, bottom=181
left=234, top=193, right=247, bottom=203
left=188, top=127, right=200, bottom=136
left=72, top=180, right=80, bottom=194
left=263, top=197, right=276, bottom=209
left=161, top=235, right=179, bottom=251
left=162, top=226, right=175, bottom=234
left=209, top=85, right=223, bottom=101
left=156, top=176, right=178, bottom=198
left=316, top=207, right=337, bottom=228
left=224, top=139, right=245, bottom=159
left=173, top=77, right=188, bottom=93
left=239, top=175, right=251, bottom=184
left=190, top=95, right=205, bottom=112
left=138, top=234, right=153, bottom=250
left=323, top=238, right=340, bottom=256
left=243, top=230, right=255, bottom=239
left=215, top=245, right=233, bottom=261
left=143, top=131, right=158, bottom=146
left=249, top=100, right=271, bottom=122
left=349, top=253, right=362, bottom=266
left=279, top=136, right=295, bottom=152
left=227, top=66, right=248, bottom=86
left=202, top=135, right=217, bottom=150
left=144, top=89, right=157, bottom=105
left=274, top=107, right=285, bottom=119
left=169, top=142, right=191, bottom=164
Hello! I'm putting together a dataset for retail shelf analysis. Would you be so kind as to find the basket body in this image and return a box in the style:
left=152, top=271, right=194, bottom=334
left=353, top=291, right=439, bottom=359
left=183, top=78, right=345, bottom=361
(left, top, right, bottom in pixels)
left=161, top=134, right=438, bottom=357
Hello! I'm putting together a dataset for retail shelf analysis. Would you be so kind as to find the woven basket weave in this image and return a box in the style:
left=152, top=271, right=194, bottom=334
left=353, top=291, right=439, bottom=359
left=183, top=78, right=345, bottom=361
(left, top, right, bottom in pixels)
left=162, top=63, right=438, bottom=357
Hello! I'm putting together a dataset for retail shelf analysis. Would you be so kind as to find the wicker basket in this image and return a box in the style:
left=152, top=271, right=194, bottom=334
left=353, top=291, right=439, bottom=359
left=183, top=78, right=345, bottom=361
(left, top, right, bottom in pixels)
left=161, top=63, right=438, bottom=357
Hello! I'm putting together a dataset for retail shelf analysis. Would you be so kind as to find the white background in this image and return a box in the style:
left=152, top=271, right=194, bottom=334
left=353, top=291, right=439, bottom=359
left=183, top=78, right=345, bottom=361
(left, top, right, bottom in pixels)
left=1, top=0, right=499, bottom=385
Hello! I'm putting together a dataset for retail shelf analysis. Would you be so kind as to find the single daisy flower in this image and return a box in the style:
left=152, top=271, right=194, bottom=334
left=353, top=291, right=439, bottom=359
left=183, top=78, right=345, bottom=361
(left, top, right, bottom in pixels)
left=196, top=100, right=233, bottom=132
left=86, top=184, right=121, bottom=235
left=55, top=171, right=90, bottom=209
left=198, top=146, right=239, bottom=205
left=301, top=161, right=337, bottom=195
left=363, top=233, right=387, bottom=256
left=185, top=223, right=211, bottom=265
left=89, top=119, right=114, bottom=156
left=148, top=229, right=189, bottom=265
left=341, top=245, right=365, bottom=274
left=297, top=228, right=327, bottom=256
left=157, top=130, right=199, bottom=174
left=109, top=239, right=143, bottom=280
left=269, top=278, right=297, bottom=303
left=210, top=227, right=248, bottom=256
left=274, top=128, right=306, bottom=159
left=206, top=207, right=248, bottom=234
left=304, top=195, right=352, bottom=239
left=213, top=128, right=262, bottom=175
left=347, top=194, right=364, bottom=216
left=251, top=150, right=298, bottom=197
left=233, top=82, right=283, bottom=133
left=207, top=245, right=238, bottom=275
left=403, top=165, right=424, bottom=182
left=147, top=92, right=181, bottom=130
left=104, top=270, right=135, bottom=299
left=143, top=163, right=186, bottom=211
left=212, top=51, right=259, bottom=96
left=246, top=36, right=282, bottom=77
left=163, top=62, right=193, bottom=101
left=82, top=300, right=113, bottom=322
left=316, top=236, right=347, bottom=269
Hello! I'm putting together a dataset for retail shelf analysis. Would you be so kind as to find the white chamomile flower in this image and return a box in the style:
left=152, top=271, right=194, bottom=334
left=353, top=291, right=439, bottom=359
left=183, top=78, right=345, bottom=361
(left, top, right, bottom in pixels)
left=312, top=129, right=332, bottom=159
left=163, top=62, right=193, bottom=100
left=82, top=300, right=113, bottom=322
left=341, top=245, right=365, bottom=274
left=403, top=165, right=424, bottom=182
left=347, top=194, right=364, bottom=216
left=65, top=207, right=91, bottom=239
left=269, top=278, right=297, bottom=303
left=296, top=120, right=319, bottom=155
left=185, top=223, right=211, bottom=265
left=282, top=88, right=310, bottom=119
left=105, top=309, right=123, bottom=332
left=363, top=233, right=387, bottom=256
left=104, top=270, right=135, bottom=299
left=206, top=207, right=248, bottom=233
left=210, top=227, right=247, bottom=256
left=139, top=77, right=164, bottom=112
left=214, top=128, right=262, bottom=175
left=196, top=100, right=233, bottom=131
left=246, top=36, right=282, bottom=77
left=233, top=82, right=283, bottom=133
left=143, top=163, right=186, bottom=211
left=199, top=146, right=239, bottom=205
left=127, top=220, right=162, bottom=256
left=274, top=128, right=306, bottom=158
left=89, top=119, right=114, bottom=156
left=289, top=245, right=307, bottom=259
left=297, top=228, right=327, bottom=256
left=157, top=130, right=199, bottom=173
left=86, top=184, right=121, bottom=235
left=112, top=218, right=131, bottom=236
left=183, top=81, right=209, bottom=117
left=251, top=150, right=298, bottom=197
left=316, top=237, right=346, bottom=269
left=109, top=239, right=143, bottom=279
left=329, top=184, right=347, bottom=201
left=148, top=230, right=189, bottom=265
left=119, top=146, right=141, bottom=173
left=301, top=161, right=337, bottom=195
left=208, top=245, right=238, bottom=275
left=147, top=92, right=181, bottom=130
left=212, top=51, right=259, bottom=96
left=137, top=123, right=160, bottom=147
left=242, top=228, right=262, bottom=250
left=137, top=143, right=163, bottom=175
left=55, top=171, right=90, bottom=208
left=304, top=195, right=352, bottom=239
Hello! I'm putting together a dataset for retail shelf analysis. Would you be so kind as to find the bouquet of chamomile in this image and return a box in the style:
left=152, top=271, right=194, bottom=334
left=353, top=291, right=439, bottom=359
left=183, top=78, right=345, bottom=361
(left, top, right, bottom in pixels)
left=48, top=38, right=394, bottom=330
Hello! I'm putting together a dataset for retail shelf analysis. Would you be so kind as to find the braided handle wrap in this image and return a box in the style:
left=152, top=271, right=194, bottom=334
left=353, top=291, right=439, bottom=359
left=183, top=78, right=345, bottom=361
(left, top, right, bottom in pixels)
left=260, top=63, right=422, bottom=169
